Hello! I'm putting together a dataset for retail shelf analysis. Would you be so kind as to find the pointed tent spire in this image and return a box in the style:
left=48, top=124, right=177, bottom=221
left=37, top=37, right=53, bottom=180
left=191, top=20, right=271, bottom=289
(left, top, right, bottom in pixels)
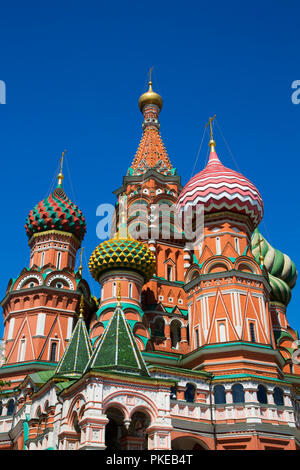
left=129, top=72, right=175, bottom=176
left=84, top=304, right=149, bottom=377
left=54, top=296, right=92, bottom=379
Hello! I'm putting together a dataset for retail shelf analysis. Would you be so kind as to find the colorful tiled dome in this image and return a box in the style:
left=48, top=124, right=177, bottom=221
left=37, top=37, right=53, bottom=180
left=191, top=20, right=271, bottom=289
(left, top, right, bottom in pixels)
left=89, top=231, right=156, bottom=283
left=177, top=142, right=264, bottom=229
left=251, top=228, right=297, bottom=305
left=25, top=186, right=86, bottom=242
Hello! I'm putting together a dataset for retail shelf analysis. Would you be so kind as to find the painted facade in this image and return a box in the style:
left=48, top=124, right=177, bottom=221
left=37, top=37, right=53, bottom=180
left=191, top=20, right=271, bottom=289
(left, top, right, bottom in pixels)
left=0, top=79, right=299, bottom=451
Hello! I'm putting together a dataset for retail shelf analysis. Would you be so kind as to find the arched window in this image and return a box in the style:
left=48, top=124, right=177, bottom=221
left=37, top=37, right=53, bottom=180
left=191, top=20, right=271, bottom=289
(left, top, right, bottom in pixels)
left=213, top=385, right=226, bottom=404
left=7, top=399, right=15, bottom=416
left=216, top=237, right=221, bottom=255
left=195, top=327, right=200, bottom=348
left=184, top=383, right=196, bottom=403
left=273, top=387, right=284, bottom=406
left=50, top=342, right=57, bottom=362
left=128, top=283, right=132, bottom=299
left=170, top=386, right=177, bottom=400
left=235, top=237, right=240, bottom=255
left=112, top=282, right=117, bottom=297
left=218, top=322, right=227, bottom=342
left=167, top=265, right=173, bottom=281
left=18, top=338, right=26, bottom=362
left=41, top=252, right=45, bottom=267
left=232, top=383, right=245, bottom=403
left=170, top=321, right=181, bottom=348
left=154, top=318, right=165, bottom=337
left=257, top=384, right=268, bottom=404
left=73, top=414, right=81, bottom=434
left=249, top=322, right=256, bottom=342
left=57, top=252, right=62, bottom=270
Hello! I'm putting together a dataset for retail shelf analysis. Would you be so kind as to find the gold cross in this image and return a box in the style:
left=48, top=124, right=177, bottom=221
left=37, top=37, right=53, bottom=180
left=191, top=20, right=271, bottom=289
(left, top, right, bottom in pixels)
left=60, top=150, right=67, bottom=173
left=254, top=235, right=264, bottom=264
left=205, top=115, right=216, bottom=140
left=149, top=67, right=153, bottom=82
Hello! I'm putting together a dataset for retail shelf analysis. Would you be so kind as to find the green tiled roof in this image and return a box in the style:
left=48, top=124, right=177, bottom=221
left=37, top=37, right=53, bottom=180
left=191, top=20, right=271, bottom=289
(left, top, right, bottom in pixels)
left=55, top=315, right=92, bottom=379
left=28, top=370, right=55, bottom=386
left=85, top=305, right=149, bottom=377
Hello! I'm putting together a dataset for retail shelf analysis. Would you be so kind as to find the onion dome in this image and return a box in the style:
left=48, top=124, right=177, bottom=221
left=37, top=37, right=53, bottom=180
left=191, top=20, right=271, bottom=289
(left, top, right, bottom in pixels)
left=251, top=228, right=297, bottom=305
left=89, top=231, right=156, bottom=283
left=25, top=154, right=86, bottom=242
left=177, top=139, right=264, bottom=229
left=138, top=79, right=163, bottom=112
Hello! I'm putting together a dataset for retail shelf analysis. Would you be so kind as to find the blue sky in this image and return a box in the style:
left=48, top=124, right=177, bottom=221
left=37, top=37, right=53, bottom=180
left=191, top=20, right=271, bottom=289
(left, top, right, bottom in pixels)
left=0, top=0, right=299, bottom=337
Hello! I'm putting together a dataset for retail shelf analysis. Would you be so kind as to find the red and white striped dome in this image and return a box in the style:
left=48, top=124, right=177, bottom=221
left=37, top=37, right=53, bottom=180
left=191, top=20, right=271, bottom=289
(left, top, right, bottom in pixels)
left=177, top=143, right=264, bottom=228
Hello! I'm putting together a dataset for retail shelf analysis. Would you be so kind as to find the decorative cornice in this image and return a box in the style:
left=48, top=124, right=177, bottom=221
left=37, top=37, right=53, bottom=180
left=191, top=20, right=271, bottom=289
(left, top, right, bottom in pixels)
left=113, top=169, right=182, bottom=196
left=28, top=229, right=81, bottom=247
left=184, top=268, right=271, bottom=293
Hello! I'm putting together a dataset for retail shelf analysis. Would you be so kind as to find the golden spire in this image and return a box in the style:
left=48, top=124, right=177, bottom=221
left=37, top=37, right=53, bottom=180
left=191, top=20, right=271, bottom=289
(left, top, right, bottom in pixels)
left=78, top=247, right=84, bottom=276
left=117, top=281, right=122, bottom=307
left=57, top=150, right=66, bottom=187
left=205, top=115, right=216, bottom=151
left=138, top=68, right=163, bottom=112
left=79, top=294, right=85, bottom=318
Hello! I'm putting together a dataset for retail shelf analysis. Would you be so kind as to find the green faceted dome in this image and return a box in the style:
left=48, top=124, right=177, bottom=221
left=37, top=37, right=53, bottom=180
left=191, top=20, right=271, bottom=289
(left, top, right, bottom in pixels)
left=251, top=228, right=297, bottom=305
left=89, top=231, right=156, bottom=283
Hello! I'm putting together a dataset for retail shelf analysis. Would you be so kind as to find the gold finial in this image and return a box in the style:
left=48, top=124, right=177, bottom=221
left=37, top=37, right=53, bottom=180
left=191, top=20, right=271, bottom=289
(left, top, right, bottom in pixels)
left=205, top=115, right=216, bottom=150
left=78, top=247, right=84, bottom=276
left=138, top=68, right=163, bottom=112
left=79, top=294, right=84, bottom=318
left=57, top=150, right=67, bottom=187
left=117, top=281, right=121, bottom=306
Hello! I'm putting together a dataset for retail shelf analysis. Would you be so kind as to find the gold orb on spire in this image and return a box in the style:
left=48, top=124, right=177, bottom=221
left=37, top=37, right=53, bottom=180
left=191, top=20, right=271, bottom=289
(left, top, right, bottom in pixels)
left=57, top=150, right=67, bottom=187
left=138, top=68, right=163, bottom=112
left=205, top=116, right=216, bottom=152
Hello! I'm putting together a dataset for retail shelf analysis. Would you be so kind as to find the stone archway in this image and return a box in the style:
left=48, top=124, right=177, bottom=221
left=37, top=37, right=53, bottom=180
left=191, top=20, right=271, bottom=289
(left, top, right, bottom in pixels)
left=125, top=410, right=151, bottom=450
left=105, top=406, right=127, bottom=451
left=172, top=436, right=208, bottom=450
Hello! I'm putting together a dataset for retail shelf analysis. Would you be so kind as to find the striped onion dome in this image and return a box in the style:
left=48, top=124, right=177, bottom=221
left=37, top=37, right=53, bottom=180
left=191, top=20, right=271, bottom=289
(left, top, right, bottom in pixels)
left=251, top=228, right=297, bottom=305
left=89, top=231, right=156, bottom=283
left=177, top=142, right=264, bottom=228
left=25, top=185, right=86, bottom=242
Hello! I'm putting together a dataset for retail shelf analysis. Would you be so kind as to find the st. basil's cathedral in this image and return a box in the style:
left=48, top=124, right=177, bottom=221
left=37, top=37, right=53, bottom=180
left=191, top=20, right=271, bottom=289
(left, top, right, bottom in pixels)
left=0, top=77, right=299, bottom=451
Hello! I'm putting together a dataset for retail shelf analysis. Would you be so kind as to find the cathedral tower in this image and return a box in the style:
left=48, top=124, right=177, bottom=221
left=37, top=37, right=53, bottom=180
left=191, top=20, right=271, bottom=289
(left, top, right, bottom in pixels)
left=0, top=156, right=90, bottom=390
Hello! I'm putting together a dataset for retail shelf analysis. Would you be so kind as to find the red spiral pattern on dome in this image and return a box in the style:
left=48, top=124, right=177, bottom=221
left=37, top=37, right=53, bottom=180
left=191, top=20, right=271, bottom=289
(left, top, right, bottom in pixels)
left=177, top=148, right=264, bottom=228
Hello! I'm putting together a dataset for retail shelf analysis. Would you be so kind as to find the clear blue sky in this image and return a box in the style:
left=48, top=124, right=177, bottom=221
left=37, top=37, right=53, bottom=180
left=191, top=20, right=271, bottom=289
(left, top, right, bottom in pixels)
left=0, top=0, right=299, bottom=337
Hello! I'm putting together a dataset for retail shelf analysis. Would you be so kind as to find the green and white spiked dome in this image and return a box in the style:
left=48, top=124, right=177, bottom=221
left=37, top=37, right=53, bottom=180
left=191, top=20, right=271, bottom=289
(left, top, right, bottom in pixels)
left=25, top=162, right=86, bottom=243
left=251, top=228, right=297, bottom=305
